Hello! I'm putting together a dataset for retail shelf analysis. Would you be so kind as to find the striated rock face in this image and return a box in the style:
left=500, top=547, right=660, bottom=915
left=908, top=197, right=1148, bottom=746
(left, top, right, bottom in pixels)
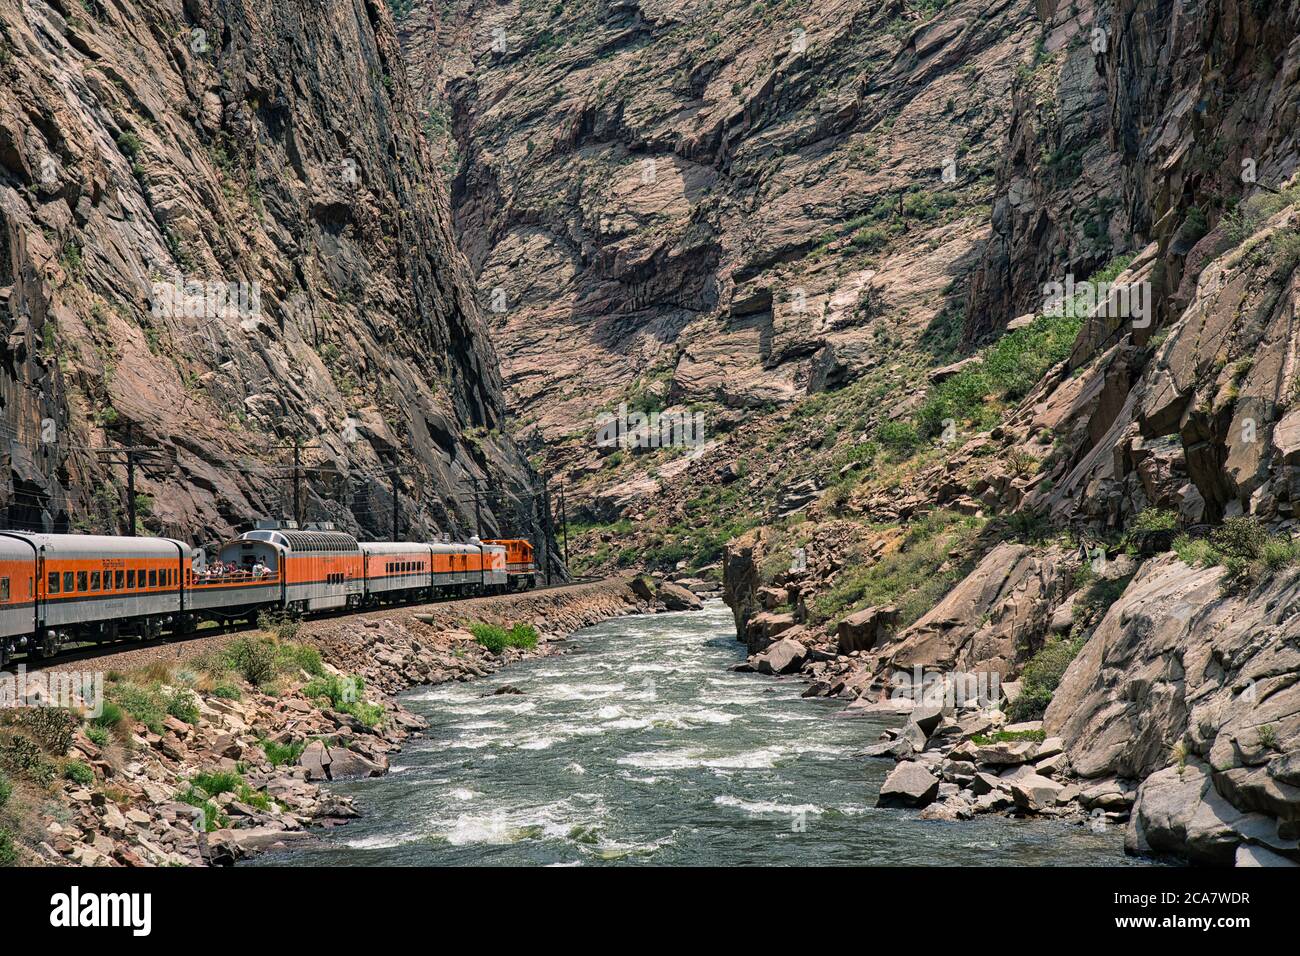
left=966, top=0, right=1300, bottom=344
left=0, top=0, right=553, bottom=550
left=406, top=0, right=1036, bottom=483
left=881, top=542, right=1069, bottom=678
left=1045, top=554, right=1300, bottom=861
left=959, top=0, right=1300, bottom=528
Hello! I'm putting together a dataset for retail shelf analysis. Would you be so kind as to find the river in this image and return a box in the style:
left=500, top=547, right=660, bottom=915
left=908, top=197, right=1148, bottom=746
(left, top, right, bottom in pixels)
left=252, top=600, right=1143, bottom=866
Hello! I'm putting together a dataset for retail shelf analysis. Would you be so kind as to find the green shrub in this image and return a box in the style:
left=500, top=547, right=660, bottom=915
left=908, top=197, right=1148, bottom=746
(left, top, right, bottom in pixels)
left=1174, top=518, right=1300, bottom=592
left=259, top=738, right=304, bottom=768
left=108, top=683, right=166, bottom=734
left=85, top=725, right=110, bottom=748
left=178, top=787, right=224, bottom=832
left=91, top=701, right=124, bottom=730
left=277, top=641, right=324, bottom=677
left=505, top=623, right=539, bottom=650
left=116, top=131, right=143, bottom=160
left=1132, top=508, right=1178, bottom=533
left=257, top=609, right=302, bottom=642
left=0, top=769, right=11, bottom=809
left=1007, top=635, right=1086, bottom=722
left=469, top=622, right=509, bottom=653
left=0, top=734, right=53, bottom=785
left=166, top=689, right=200, bottom=725
left=0, top=829, right=14, bottom=866
left=63, top=760, right=94, bottom=785
left=7, top=708, right=79, bottom=755
left=301, top=675, right=384, bottom=727
left=877, top=420, right=920, bottom=457
left=211, top=683, right=242, bottom=701
left=224, top=636, right=278, bottom=686
left=191, top=770, right=243, bottom=797
left=1173, top=533, right=1218, bottom=566
left=1211, top=516, right=1267, bottom=561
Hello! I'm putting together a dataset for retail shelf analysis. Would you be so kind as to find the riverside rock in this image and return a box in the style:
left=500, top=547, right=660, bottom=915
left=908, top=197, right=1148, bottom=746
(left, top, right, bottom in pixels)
left=877, top=763, right=941, bottom=809
left=753, top=638, right=808, bottom=676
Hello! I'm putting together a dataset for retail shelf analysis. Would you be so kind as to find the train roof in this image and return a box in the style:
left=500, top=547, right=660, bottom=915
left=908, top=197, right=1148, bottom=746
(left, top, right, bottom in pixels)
left=239, top=529, right=361, bottom=553
left=432, top=540, right=487, bottom=555
left=0, top=532, right=188, bottom=558
left=358, top=541, right=434, bottom=555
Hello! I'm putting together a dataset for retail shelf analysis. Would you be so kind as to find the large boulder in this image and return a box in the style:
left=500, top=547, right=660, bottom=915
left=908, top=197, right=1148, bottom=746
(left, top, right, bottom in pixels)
left=1010, top=775, right=1064, bottom=813
left=745, top=611, right=796, bottom=651
left=836, top=605, right=899, bottom=654
left=299, top=740, right=331, bottom=782
left=877, top=762, right=941, bottom=809
left=1126, top=760, right=1282, bottom=865
left=657, top=581, right=704, bottom=611
left=753, top=637, right=807, bottom=675
left=326, top=747, right=387, bottom=780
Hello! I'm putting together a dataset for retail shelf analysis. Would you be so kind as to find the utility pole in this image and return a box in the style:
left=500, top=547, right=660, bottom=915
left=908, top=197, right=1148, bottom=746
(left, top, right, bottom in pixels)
left=542, top=472, right=552, bottom=586
left=558, top=481, right=569, bottom=569
left=92, top=445, right=169, bottom=536
left=471, top=474, right=483, bottom=538
left=391, top=467, right=400, bottom=541
left=268, top=437, right=319, bottom=527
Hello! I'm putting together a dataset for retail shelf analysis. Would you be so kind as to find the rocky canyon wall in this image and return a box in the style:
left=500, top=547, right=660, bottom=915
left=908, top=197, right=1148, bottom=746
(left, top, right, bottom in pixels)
left=0, top=0, right=556, bottom=558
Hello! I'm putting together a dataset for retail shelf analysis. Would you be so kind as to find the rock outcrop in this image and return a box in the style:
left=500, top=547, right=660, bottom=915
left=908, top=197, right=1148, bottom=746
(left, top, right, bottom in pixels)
left=0, top=0, right=554, bottom=553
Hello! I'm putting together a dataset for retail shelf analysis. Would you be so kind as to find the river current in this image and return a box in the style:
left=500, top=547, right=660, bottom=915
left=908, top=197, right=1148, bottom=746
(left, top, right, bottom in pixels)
left=253, top=601, right=1141, bottom=866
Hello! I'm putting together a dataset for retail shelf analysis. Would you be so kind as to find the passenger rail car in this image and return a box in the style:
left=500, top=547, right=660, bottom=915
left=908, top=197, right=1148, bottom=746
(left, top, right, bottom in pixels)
left=0, top=526, right=523, bottom=665
left=225, top=528, right=364, bottom=613
left=0, top=533, right=190, bottom=660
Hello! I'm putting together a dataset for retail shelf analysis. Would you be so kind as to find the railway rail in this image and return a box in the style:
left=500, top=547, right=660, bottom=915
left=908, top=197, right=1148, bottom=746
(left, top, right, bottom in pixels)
left=9, top=574, right=595, bottom=672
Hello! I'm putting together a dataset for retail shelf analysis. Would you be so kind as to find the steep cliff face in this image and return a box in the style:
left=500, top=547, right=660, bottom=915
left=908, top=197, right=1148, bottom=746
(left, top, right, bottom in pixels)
left=966, top=0, right=1300, bottom=344
left=0, top=0, right=552, bottom=551
left=411, top=0, right=1036, bottom=474
left=712, top=0, right=1300, bottom=863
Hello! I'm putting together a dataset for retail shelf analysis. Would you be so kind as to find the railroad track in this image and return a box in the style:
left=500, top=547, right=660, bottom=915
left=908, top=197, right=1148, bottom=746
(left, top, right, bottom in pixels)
left=8, top=577, right=600, bottom=673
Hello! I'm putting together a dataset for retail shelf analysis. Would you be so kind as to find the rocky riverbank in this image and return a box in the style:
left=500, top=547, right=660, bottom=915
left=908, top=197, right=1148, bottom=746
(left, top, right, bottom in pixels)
left=723, top=528, right=1300, bottom=868
left=0, top=577, right=693, bottom=867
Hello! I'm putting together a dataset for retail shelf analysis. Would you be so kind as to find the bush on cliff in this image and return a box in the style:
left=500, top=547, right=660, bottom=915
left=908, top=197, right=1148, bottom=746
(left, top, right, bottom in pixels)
left=223, top=636, right=279, bottom=686
left=1008, top=635, right=1086, bottom=722
left=1173, top=516, right=1300, bottom=593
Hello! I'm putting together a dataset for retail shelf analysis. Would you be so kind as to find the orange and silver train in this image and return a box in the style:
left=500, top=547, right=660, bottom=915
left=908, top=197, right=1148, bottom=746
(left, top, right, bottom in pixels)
left=0, top=522, right=538, bottom=664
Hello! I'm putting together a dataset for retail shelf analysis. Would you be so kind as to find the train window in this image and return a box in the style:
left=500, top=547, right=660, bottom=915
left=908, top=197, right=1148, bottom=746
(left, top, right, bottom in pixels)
left=116, top=570, right=125, bottom=589
left=64, top=571, right=75, bottom=592
left=90, top=572, right=101, bottom=591
left=76, top=571, right=87, bottom=592
left=48, top=571, right=59, bottom=594
left=127, top=570, right=135, bottom=588
left=0, top=578, right=8, bottom=600
left=148, top=570, right=157, bottom=587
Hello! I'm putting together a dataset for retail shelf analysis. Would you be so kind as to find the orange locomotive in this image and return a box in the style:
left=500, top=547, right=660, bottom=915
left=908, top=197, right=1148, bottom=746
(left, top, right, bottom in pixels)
left=483, top=538, right=538, bottom=591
